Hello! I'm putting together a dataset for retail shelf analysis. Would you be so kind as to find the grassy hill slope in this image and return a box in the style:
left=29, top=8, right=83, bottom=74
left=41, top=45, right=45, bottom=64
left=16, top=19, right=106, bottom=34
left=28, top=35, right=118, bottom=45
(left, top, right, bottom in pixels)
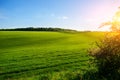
left=0, top=31, right=104, bottom=80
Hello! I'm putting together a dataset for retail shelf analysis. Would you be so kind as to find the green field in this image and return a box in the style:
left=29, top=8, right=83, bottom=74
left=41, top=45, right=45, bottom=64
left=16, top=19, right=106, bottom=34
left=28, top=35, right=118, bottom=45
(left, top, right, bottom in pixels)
left=0, top=31, right=104, bottom=80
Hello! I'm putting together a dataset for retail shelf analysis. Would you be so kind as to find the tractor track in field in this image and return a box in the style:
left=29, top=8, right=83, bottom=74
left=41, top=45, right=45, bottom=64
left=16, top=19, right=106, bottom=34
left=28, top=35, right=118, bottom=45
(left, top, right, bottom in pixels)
left=0, top=59, right=87, bottom=76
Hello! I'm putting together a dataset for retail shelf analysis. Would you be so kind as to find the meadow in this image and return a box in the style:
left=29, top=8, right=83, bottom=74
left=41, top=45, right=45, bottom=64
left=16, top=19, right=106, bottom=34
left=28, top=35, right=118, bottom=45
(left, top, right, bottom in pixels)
left=0, top=31, right=104, bottom=80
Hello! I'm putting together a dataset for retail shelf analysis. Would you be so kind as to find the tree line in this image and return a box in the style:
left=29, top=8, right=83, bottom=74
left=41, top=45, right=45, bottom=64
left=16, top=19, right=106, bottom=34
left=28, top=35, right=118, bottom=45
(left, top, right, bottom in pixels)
left=0, top=27, right=76, bottom=32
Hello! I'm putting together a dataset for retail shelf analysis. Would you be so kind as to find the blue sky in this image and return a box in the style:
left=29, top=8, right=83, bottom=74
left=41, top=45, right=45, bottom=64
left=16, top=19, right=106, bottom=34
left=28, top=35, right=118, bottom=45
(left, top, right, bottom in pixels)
left=0, top=0, right=120, bottom=30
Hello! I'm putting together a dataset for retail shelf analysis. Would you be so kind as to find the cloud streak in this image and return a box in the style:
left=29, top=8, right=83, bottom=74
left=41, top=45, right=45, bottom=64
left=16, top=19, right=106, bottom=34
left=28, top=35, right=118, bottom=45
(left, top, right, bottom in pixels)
left=58, top=16, right=69, bottom=20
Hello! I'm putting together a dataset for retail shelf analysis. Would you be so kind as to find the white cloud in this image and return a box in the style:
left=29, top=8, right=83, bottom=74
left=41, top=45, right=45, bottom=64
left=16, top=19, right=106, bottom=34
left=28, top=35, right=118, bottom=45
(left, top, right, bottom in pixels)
left=62, top=16, right=68, bottom=19
left=58, top=16, right=69, bottom=20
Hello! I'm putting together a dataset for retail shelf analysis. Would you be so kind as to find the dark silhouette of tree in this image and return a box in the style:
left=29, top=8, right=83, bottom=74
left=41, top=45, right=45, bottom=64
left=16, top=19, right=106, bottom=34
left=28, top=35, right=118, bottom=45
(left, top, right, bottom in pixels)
left=89, top=7, right=120, bottom=80
left=0, top=27, right=76, bottom=32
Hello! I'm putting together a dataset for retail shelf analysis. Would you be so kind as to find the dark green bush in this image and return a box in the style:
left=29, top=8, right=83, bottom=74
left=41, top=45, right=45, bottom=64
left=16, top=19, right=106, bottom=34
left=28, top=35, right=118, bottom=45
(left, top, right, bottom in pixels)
left=89, top=32, right=120, bottom=79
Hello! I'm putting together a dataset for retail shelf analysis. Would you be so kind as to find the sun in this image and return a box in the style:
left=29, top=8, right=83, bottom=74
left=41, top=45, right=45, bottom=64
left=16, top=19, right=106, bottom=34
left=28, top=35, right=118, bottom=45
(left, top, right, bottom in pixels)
left=110, top=8, right=120, bottom=30
left=99, top=7, right=120, bottom=31
left=113, top=8, right=120, bottom=22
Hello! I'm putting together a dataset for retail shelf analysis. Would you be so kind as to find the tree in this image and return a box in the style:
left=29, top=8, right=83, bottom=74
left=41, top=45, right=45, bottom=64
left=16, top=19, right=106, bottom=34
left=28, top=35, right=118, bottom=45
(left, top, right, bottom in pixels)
left=99, top=7, right=120, bottom=31
left=89, top=7, right=120, bottom=79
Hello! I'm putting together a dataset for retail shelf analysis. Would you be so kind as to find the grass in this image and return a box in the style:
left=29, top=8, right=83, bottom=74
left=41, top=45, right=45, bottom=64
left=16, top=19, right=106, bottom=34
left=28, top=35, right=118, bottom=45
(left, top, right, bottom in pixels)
left=0, top=31, right=104, bottom=80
